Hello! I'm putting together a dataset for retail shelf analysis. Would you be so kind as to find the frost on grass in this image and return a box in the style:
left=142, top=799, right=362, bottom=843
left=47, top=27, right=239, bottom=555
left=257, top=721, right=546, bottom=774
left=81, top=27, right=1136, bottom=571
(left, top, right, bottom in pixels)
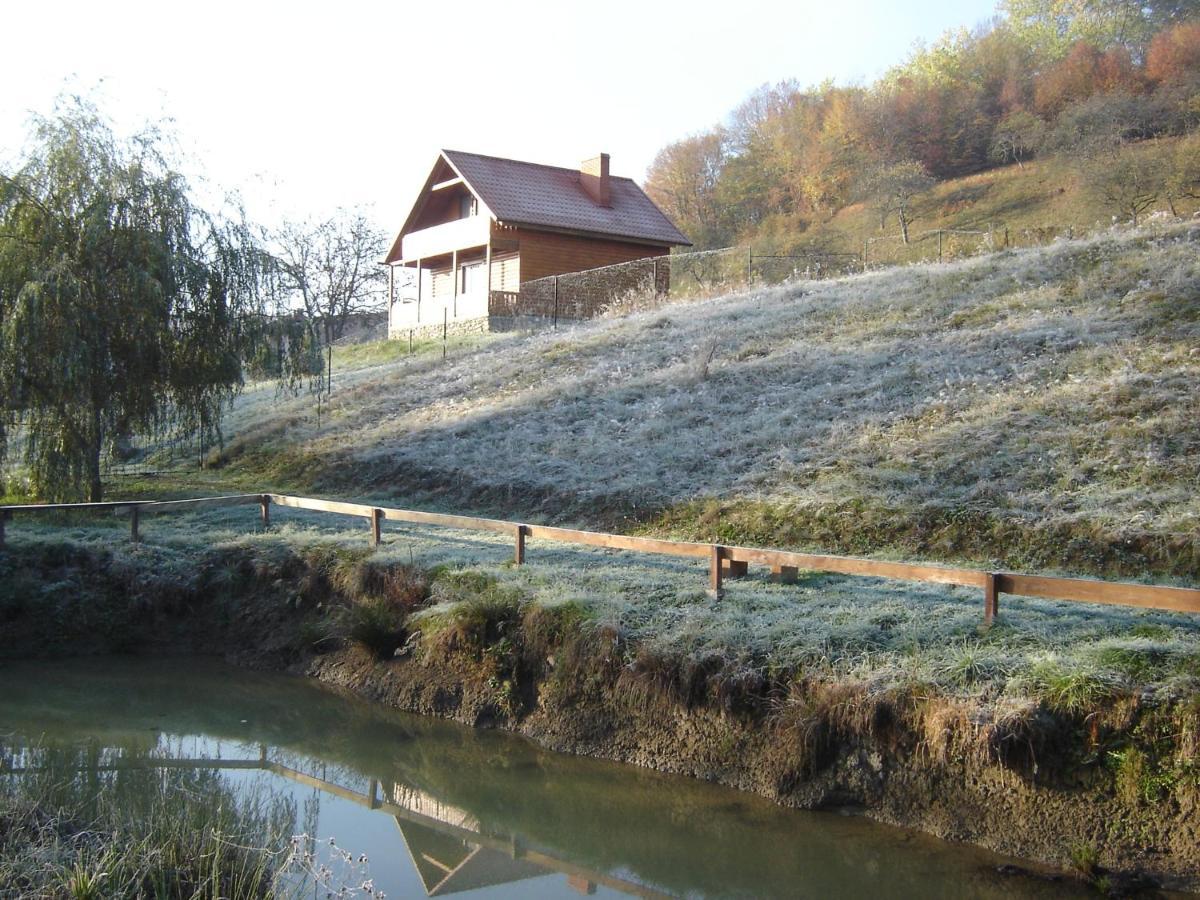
left=213, top=222, right=1200, bottom=540
left=28, top=505, right=1194, bottom=706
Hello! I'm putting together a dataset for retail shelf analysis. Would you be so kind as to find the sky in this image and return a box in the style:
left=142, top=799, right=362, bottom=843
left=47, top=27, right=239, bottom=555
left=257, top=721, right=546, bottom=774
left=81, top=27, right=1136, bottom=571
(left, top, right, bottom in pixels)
left=1, top=0, right=999, bottom=234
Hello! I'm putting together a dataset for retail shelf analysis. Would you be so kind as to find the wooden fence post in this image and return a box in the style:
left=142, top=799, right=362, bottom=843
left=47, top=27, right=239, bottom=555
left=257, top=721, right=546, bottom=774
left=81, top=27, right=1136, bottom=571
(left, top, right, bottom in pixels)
left=709, top=545, right=724, bottom=599
left=984, top=572, right=999, bottom=624
left=514, top=524, right=526, bottom=565
left=0, top=510, right=8, bottom=548
left=747, top=246, right=753, bottom=283
left=938, top=230, right=943, bottom=261
left=259, top=494, right=271, bottom=528
left=370, top=508, right=383, bottom=548
left=130, top=505, right=140, bottom=544
left=552, top=276, right=559, bottom=329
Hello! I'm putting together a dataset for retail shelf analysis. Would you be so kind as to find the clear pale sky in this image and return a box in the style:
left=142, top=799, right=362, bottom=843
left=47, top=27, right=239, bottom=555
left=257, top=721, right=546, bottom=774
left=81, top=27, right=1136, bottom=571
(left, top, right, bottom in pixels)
left=1, top=0, right=999, bottom=232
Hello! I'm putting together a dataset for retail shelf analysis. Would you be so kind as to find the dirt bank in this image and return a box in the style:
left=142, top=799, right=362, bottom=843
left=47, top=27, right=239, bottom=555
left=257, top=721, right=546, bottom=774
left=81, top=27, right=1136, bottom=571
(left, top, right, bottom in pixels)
left=2, top=537, right=1196, bottom=894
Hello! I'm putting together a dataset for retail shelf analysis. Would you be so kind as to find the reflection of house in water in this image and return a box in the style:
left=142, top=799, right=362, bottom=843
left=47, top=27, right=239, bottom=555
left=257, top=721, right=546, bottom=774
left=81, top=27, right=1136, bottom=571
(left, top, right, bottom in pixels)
left=397, top=818, right=548, bottom=896
left=388, top=783, right=548, bottom=895
left=9, top=752, right=651, bottom=898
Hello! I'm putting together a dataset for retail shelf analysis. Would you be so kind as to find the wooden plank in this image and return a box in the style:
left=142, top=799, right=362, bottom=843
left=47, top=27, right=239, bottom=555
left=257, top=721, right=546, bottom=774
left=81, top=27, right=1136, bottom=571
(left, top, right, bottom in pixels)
left=721, top=558, right=749, bottom=578
left=709, top=545, right=724, bottom=598
left=138, top=494, right=265, bottom=515
left=379, top=506, right=514, bottom=534
left=371, top=508, right=383, bottom=548
left=268, top=494, right=376, bottom=519
left=725, top=545, right=987, bottom=588
left=514, top=524, right=526, bottom=565
left=524, top=524, right=713, bottom=559
left=0, top=501, right=148, bottom=513
left=770, top=564, right=798, bottom=585
left=996, top=573, right=1200, bottom=614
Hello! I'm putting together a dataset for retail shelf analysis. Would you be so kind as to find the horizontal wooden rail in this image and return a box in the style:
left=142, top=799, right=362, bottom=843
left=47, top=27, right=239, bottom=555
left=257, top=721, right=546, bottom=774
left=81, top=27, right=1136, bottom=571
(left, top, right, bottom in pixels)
left=3, top=492, right=1199, bottom=621
left=723, top=546, right=986, bottom=589
left=996, top=573, right=1200, bottom=615
left=135, top=494, right=264, bottom=515
left=0, top=500, right=148, bottom=512
left=524, top=523, right=714, bottom=559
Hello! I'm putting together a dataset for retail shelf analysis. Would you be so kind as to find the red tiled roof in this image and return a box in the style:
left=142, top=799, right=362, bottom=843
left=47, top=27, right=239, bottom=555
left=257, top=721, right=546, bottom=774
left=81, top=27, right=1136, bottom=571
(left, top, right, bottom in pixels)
left=441, top=150, right=691, bottom=247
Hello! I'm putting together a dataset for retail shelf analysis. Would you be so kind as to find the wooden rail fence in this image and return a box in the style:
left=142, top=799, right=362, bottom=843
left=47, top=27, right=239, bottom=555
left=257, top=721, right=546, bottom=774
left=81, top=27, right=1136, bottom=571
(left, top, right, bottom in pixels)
left=2, top=493, right=1199, bottom=623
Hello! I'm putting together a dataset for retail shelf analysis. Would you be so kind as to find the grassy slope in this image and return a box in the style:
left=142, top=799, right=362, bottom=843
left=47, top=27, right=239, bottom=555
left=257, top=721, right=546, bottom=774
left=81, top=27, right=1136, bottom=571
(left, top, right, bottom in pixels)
left=764, top=139, right=1200, bottom=269
left=211, top=220, right=1200, bottom=579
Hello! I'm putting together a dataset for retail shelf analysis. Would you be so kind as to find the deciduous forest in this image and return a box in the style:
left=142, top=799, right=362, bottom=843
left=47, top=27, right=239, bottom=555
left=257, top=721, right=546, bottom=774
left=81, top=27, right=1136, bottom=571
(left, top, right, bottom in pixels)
left=645, top=0, right=1200, bottom=249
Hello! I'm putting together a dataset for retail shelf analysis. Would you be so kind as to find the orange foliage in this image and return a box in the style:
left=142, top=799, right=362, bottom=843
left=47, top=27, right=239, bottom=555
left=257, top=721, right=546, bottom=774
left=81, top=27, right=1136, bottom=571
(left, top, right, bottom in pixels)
left=1034, top=42, right=1143, bottom=117
left=1146, top=20, right=1200, bottom=83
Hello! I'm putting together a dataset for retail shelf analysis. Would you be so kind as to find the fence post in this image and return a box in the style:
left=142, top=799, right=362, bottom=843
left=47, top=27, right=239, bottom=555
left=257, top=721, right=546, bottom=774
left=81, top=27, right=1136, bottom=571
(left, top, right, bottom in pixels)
left=1004, top=227, right=1009, bottom=248
left=409, top=329, right=413, bottom=354
left=862, top=240, right=868, bottom=272
left=514, top=524, right=526, bottom=565
left=259, top=494, right=271, bottom=528
left=709, top=545, right=725, bottom=599
left=747, top=246, right=753, bottom=284
left=130, top=505, right=140, bottom=544
left=552, top=276, right=559, bottom=329
left=0, top=509, right=8, bottom=548
left=938, top=230, right=943, bottom=262
left=370, top=508, right=383, bottom=548
left=442, top=308, right=448, bottom=360
left=984, top=572, right=999, bottom=624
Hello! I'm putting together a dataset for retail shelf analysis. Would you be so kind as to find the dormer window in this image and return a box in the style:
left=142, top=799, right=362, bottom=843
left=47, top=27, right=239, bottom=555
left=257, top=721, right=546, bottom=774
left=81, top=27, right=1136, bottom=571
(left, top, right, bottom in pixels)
left=459, top=194, right=477, bottom=219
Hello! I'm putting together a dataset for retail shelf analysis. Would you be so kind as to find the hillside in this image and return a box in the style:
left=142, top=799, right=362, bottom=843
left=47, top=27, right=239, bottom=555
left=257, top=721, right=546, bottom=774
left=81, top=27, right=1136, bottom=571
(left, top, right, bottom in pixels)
left=212, top=220, right=1200, bottom=580
left=754, top=139, right=1200, bottom=270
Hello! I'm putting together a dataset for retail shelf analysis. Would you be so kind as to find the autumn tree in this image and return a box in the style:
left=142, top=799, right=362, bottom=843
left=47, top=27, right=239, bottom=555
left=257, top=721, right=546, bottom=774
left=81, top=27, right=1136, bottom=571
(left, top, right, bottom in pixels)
left=1088, top=144, right=1166, bottom=223
left=992, top=109, right=1046, bottom=167
left=1146, top=19, right=1200, bottom=82
left=0, top=100, right=274, bottom=501
left=1164, top=130, right=1200, bottom=213
left=644, top=130, right=729, bottom=249
left=861, top=161, right=935, bottom=243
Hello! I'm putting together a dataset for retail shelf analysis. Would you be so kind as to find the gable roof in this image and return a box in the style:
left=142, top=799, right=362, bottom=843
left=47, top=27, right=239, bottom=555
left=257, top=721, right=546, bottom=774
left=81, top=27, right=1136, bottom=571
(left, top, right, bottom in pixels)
left=386, top=150, right=691, bottom=262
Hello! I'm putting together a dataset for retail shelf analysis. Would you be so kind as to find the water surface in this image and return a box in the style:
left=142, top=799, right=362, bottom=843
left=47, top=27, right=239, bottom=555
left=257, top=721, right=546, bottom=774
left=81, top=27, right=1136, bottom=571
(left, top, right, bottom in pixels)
left=0, top=657, right=1088, bottom=899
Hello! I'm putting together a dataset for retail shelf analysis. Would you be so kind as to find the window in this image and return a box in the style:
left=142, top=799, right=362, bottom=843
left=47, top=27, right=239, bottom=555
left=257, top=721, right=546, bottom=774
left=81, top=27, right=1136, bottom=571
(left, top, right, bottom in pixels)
left=458, top=194, right=477, bottom=219
left=460, top=262, right=483, bottom=295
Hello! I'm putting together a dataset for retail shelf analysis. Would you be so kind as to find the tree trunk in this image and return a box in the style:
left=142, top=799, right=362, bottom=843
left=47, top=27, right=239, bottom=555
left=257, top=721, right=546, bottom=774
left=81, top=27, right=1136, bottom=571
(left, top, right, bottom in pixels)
left=87, top=416, right=104, bottom=502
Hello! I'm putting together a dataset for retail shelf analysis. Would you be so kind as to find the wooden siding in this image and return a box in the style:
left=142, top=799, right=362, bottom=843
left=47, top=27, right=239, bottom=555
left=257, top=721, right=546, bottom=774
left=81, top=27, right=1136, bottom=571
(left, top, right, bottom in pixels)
left=514, top=229, right=669, bottom=283
left=491, top=251, right=519, bottom=292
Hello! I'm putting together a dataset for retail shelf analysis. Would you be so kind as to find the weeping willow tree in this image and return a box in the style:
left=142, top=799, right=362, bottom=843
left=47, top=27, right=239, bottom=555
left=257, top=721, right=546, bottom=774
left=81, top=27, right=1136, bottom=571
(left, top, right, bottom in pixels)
left=0, top=99, right=288, bottom=501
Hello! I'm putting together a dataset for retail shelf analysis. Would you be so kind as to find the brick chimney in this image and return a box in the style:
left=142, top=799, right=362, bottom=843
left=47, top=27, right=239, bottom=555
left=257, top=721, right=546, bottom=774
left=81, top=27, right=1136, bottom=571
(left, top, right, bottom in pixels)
left=580, top=153, right=611, bottom=207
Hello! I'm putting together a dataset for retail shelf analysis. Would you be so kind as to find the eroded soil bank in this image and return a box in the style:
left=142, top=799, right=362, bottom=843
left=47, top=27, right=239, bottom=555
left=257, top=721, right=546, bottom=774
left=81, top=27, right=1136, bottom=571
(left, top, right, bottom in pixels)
left=2, top=538, right=1197, bottom=895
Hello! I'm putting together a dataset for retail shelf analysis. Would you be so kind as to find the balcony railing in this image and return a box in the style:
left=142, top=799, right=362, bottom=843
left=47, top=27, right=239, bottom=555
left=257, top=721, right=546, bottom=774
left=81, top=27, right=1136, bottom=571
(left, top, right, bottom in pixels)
left=401, top=216, right=490, bottom=261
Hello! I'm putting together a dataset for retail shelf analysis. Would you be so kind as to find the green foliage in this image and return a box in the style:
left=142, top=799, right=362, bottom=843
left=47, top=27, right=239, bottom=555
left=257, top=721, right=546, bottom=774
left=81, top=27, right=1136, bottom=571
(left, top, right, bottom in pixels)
left=1024, top=657, right=1121, bottom=715
left=0, top=741, right=295, bottom=897
left=0, top=97, right=277, bottom=501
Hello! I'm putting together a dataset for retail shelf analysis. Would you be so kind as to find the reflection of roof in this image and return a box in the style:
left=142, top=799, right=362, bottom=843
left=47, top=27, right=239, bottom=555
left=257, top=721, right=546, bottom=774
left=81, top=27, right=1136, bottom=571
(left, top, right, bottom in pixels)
left=396, top=819, right=548, bottom=896
left=442, top=150, right=692, bottom=247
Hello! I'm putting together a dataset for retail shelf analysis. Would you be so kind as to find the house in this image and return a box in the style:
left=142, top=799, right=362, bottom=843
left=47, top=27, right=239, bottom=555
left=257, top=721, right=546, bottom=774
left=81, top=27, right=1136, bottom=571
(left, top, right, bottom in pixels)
left=383, top=150, right=691, bottom=337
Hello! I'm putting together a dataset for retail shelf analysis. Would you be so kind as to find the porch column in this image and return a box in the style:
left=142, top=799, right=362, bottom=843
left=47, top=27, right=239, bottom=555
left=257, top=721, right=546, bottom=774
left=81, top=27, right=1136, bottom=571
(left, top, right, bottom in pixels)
left=387, top=265, right=395, bottom=335
left=415, top=257, right=422, bottom=323
left=452, top=249, right=458, bottom=319
left=485, top=239, right=493, bottom=314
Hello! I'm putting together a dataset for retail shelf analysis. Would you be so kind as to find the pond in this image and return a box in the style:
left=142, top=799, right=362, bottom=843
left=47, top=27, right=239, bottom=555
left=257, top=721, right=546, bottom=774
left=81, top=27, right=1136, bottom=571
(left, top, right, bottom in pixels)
left=0, top=658, right=1087, bottom=899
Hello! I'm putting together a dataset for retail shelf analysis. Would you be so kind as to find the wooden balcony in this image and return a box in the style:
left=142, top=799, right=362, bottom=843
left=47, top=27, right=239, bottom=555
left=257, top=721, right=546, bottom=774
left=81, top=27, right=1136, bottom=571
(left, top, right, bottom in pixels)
left=401, top=216, right=491, bottom=262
